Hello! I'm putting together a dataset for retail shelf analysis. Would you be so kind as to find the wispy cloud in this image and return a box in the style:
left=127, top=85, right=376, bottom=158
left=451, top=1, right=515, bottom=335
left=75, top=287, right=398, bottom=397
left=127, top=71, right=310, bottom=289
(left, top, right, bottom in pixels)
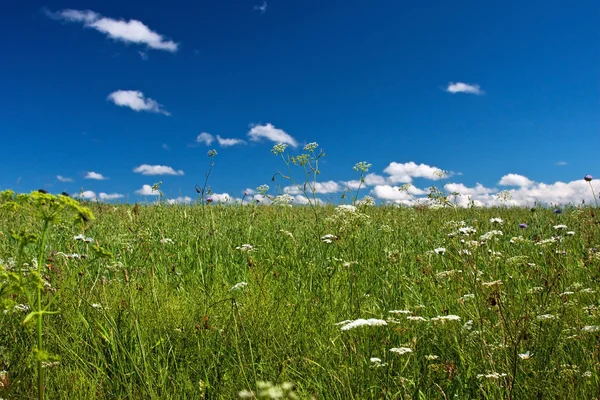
left=99, top=192, right=124, bottom=200
left=253, top=1, right=268, bottom=14
left=196, top=132, right=214, bottom=145
left=446, top=82, right=484, bottom=95
left=248, top=123, right=298, bottom=147
left=107, top=90, right=170, bottom=115
left=85, top=171, right=107, bottom=180
left=555, top=161, right=568, bottom=166
left=45, top=9, right=179, bottom=52
left=498, top=173, right=533, bottom=187
left=284, top=181, right=341, bottom=194
left=133, top=164, right=184, bottom=176
left=167, top=196, right=193, bottom=204
left=217, top=135, right=246, bottom=147
left=135, top=185, right=160, bottom=196
left=57, top=175, right=73, bottom=183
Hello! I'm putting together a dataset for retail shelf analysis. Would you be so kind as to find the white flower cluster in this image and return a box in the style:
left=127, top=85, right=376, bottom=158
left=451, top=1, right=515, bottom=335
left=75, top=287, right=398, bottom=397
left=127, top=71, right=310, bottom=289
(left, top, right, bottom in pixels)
left=336, top=318, right=387, bottom=331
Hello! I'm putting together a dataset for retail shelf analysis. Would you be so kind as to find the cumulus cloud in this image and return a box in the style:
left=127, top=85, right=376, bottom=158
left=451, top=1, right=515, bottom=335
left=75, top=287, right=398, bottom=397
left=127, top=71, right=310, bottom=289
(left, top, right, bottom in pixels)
left=248, top=123, right=298, bottom=147
left=135, top=185, right=160, bottom=196
left=383, top=162, right=445, bottom=183
left=133, top=164, right=184, bottom=176
left=196, top=132, right=214, bottom=145
left=85, top=171, right=107, bottom=180
left=446, top=82, right=484, bottom=95
left=343, top=173, right=387, bottom=190
left=107, top=90, right=170, bottom=115
left=498, top=174, right=533, bottom=187
left=284, top=180, right=342, bottom=195
left=98, top=192, right=124, bottom=200
left=45, top=9, right=179, bottom=51
left=74, top=190, right=97, bottom=200
left=370, top=177, right=598, bottom=208
left=167, top=196, right=193, bottom=205
left=209, top=193, right=234, bottom=203
left=216, top=135, right=246, bottom=147
left=57, top=175, right=73, bottom=182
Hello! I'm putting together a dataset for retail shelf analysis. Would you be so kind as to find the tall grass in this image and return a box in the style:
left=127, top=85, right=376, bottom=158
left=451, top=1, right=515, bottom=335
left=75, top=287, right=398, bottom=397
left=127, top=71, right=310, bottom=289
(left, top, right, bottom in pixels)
left=1, top=195, right=599, bottom=398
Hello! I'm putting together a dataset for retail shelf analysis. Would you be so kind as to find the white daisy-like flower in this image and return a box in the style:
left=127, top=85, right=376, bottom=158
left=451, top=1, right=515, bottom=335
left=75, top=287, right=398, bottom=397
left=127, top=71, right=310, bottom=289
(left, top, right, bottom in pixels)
left=74, top=234, right=94, bottom=243
left=389, top=347, right=412, bottom=355
left=489, top=217, right=504, bottom=224
left=433, top=247, right=446, bottom=255
left=338, top=318, right=387, bottom=331
left=518, top=351, right=533, bottom=360
left=321, top=234, right=339, bottom=244
left=369, top=357, right=387, bottom=367
left=553, top=224, right=568, bottom=230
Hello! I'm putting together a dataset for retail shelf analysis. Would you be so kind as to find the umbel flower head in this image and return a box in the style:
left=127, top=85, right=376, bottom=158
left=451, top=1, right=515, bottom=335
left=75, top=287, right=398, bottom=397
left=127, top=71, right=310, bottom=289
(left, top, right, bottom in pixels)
left=584, top=174, right=593, bottom=182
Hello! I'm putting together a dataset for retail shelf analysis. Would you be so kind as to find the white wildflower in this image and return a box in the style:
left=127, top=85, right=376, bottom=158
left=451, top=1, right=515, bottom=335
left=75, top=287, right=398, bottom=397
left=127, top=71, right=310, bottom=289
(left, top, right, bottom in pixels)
left=582, top=325, right=600, bottom=333
left=236, top=244, right=255, bottom=252
left=482, top=280, right=503, bottom=287
left=553, top=224, right=568, bottom=230
left=406, top=316, right=428, bottom=321
left=338, top=318, right=387, bottom=331
left=458, top=226, right=477, bottom=235
left=518, top=351, right=533, bottom=360
left=489, top=218, right=504, bottom=224
left=369, top=357, right=387, bottom=367
left=389, top=347, right=413, bottom=355
left=536, top=314, right=556, bottom=321
left=566, top=231, right=575, bottom=236
left=74, top=234, right=94, bottom=243
left=321, top=234, right=339, bottom=244
left=425, top=355, right=439, bottom=360
left=477, top=372, right=508, bottom=379
left=480, top=230, right=503, bottom=241
left=160, top=238, right=174, bottom=244
left=433, top=247, right=446, bottom=255
left=436, top=269, right=462, bottom=278
left=431, top=315, right=461, bottom=322
left=231, top=282, right=248, bottom=291
left=388, top=310, right=412, bottom=315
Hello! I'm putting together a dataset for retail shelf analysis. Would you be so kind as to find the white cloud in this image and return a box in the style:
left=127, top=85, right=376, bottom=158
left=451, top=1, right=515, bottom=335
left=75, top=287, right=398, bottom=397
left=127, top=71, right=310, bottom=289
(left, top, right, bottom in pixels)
left=444, top=183, right=496, bottom=196
left=162, top=144, right=169, bottom=150
left=57, top=175, right=73, bottom=183
left=46, top=9, right=178, bottom=51
left=133, top=164, right=184, bottom=176
left=498, top=174, right=533, bottom=187
left=344, top=173, right=387, bottom=189
left=254, top=1, right=268, bottom=13
left=75, top=190, right=97, bottom=200
left=107, top=90, right=170, bottom=115
left=98, top=192, right=124, bottom=200
left=446, top=82, right=484, bottom=95
left=85, top=171, right=107, bottom=180
left=284, top=180, right=342, bottom=195
left=167, top=196, right=193, bottom=204
left=244, top=188, right=256, bottom=195
left=217, top=135, right=246, bottom=147
left=248, top=123, right=298, bottom=147
left=210, top=193, right=233, bottom=203
left=383, top=162, right=444, bottom=183
left=135, top=184, right=160, bottom=196
left=555, top=161, right=568, bottom=166
left=196, top=132, right=214, bottom=145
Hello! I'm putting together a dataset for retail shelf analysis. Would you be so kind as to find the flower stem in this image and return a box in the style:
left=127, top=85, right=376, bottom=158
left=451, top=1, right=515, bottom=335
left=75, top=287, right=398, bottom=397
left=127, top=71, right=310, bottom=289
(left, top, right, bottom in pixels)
left=36, top=219, right=49, bottom=400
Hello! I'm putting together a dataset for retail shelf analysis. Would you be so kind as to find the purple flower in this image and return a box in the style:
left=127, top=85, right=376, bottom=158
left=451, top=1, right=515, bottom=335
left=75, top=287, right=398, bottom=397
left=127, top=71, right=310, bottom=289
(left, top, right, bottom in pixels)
left=584, top=174, right=593, bottom=182
left=553, top=208, right=562, bottom=214
left=519, top=223, right=528, bottom=229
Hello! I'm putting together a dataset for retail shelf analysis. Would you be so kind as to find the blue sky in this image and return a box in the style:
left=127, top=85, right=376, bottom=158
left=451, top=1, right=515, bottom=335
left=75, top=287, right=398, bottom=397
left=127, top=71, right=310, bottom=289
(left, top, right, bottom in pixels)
left=1, top=0, right=598, bottom=206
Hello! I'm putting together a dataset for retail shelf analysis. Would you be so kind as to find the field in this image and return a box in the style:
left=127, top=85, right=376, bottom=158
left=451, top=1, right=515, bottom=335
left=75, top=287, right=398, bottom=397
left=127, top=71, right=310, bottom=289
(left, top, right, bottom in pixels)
left=1, top=191, right=599, bottom=399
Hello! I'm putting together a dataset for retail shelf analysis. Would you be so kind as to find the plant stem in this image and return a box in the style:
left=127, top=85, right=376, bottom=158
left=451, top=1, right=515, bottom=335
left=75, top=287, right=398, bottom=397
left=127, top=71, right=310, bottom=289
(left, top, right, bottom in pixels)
left=37, top=219, right=49, bottom=400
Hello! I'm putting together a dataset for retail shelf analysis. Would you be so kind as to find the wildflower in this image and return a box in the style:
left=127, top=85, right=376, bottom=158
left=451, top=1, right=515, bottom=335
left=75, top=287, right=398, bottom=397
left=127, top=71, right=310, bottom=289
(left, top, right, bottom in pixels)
left=207, top=149, right=217, bottom=157
left=41, top=361, right=60, bottom=368
left=536, top=314, right=556, bottom=321
left=559, top=291, right=574, bottom=296
left=206, top=197, right=213, bottom=203
left=519, top=223, right=528, bottom=229
left=489, top=217, right=504, bottom=224
left=271, top=143, right=288, bottom=155
left=335, top=204, right=357, bottom=213
left=581, top=325, right=600, bottom=333
left=236, top=244, right=255, bottom=252
left=480, top=230, right=503, bottom=241
left=482, top=280, right=503, bottom=287
left=477, top=372, right=508, bottom=379
left=160, top=238, right=174, bottom=244
left=431, top=315, right=461, bottom=322
left=13, top=304, right=30, bottom=313
left=406, top=316, right=428, bottom=321
left=231, top=282, right=248, bottom=291
left=425, top=355, right=439, bottom=360
left=458, top=226, right=477, bottom=235
left=303, top=142, right=318, bottom=152
left=357, top=196, right=375, bottom=207
left=436, top=269, right=462, bottom=278
left=460, top=294, right=475, bottom=301
left=74, top=234, right=94, bottom=243
left=433, top=247, right=446, bottom=255
left=553, top=224, right=568, bottom=230
left=458, top=249, right=471, bottom=256
left=554, top=208, right=562, bottom=214
left=353, top=161, right=372, bottom=173
left=91, top=303, right=104, bottom=310
left=518, top=351, right=533, bottom=360
left=582, top=371, right=593, bottom=377
left=337, top=318, right=387, bottom=331
left=370, top=357, right=387, bottom=367
left=321, top=234, right=339, bottom=244
left=388, top=310, right=412, bottom=315
left=580, top=288, right=595, bottom=293
left=463, top=320, right=473, bottom=330
left=584, top=174, right=593, bottom=182
left=566, top=231, right=575, bottom=236
left=389, top=347, right=413, bottom=355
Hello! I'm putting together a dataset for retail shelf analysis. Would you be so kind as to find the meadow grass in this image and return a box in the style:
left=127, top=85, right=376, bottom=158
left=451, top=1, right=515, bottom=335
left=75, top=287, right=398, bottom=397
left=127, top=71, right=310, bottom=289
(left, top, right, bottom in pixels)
left=1, top=195, right=599, bottom=399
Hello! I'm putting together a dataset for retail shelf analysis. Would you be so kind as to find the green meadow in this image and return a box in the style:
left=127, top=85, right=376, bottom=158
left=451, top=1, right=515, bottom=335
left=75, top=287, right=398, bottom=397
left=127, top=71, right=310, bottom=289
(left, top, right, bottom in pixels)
left=1, top=191, right=599, bottom=399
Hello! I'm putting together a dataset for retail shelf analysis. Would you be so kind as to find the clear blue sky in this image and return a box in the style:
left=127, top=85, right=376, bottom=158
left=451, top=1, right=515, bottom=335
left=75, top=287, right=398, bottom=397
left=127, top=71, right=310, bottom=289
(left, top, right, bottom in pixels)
left=1, top=0, right=598, bottom=205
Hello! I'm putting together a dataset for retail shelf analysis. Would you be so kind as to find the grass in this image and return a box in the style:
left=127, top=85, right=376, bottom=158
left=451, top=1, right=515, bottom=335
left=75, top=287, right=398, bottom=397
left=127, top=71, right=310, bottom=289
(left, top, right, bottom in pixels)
left=1, top=195, right=599, bottom=399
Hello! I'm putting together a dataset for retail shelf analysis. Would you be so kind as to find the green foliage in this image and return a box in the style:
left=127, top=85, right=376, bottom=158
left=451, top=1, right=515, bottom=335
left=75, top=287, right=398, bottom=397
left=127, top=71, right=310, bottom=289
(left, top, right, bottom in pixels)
left=0, top=198, right=599, bottom=399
